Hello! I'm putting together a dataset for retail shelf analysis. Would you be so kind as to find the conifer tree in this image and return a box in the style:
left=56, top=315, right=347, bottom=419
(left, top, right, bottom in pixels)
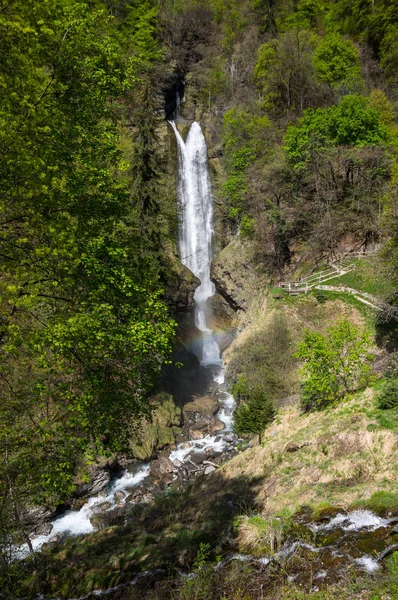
left=234, top=388, right=276, bottom=443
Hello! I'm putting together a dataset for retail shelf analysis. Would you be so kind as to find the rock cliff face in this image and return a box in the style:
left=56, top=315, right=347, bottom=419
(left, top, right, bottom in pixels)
left=165, top=252, right=200, bottom=312
left=211, top=236, right=260, bottom=313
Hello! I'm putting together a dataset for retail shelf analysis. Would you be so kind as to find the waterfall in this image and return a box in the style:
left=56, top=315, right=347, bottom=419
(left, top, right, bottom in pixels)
left=170, top=121, right=221, bottom=366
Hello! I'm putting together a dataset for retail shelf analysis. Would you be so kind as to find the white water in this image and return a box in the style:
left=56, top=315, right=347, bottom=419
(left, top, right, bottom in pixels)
left=16, top=464, right=150, bottom=559
left=19, top=121, right=236, bottom=560
left=170, top=121, right=221, bottom=366
left=169, top=120, right=236, bottom=463
left=310, top=510, right=390, bottom=533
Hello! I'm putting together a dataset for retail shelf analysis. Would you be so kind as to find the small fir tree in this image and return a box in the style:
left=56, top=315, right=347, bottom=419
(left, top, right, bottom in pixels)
left=234, top=388, right=276, bottom=443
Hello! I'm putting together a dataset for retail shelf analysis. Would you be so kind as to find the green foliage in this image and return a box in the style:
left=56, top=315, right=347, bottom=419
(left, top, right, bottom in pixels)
left=353, top=490, right=398, bottom=512
left=284, top=0, right=327, bottom=30
left=178, top=542, right=216, bottom=600
left=222, top=108, right=272, bottom=218
left=385, top=353, right=398, bottom=380
left=284, top=94, right=387, bottom=171
left=234, top=384, right=276, bottom=443
left=239, top=214, right=255, bottom=238
left=327, top=0, right=398, bottom=55
left=380, top=24, right=398, bottom=83
left=378, top=379, right=398, bottom=410
left=313, top=33, right=362, bottom=92
left=255, top=29, right=318, bottom=113
left=0, top=0, right=176, bottom=573
left=295, top=319, right=373, bottom=411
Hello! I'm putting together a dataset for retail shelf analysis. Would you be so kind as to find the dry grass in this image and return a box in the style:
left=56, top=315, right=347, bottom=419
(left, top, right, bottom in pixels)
left=216, top=388, right=398, bottom=515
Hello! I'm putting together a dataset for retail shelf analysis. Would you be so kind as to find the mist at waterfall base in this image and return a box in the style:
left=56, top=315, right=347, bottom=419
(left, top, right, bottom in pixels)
left=16, top=121, right=235, bottom=558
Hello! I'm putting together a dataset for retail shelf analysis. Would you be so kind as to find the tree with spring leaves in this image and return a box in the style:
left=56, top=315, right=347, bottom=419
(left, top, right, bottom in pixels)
left=295, top=319, right=373, bottom=412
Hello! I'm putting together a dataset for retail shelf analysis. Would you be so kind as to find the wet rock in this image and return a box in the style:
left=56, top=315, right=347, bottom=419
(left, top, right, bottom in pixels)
left=183, top=396, right=219, bottom=418
left=92, top=502, right=112, bottom=513
left=187, top=451, right=207, bottom=465
left=193, top=418, right=225, bottom=434
left=173, top=459, right=183, bottom=469
left=21, top=505, right=53, bottom=528
left=90, top=508, right=125, bottom=530
left=204, top=446, right=223, bottom=457
left=189, top=429, right=204, bottom=440
left=223, top=433, right=238, bottom=443
left=74, top=466, right=111, bottom=497
left=34, top=522, right=53, bottom=537
left=42, top=534, right=62, bottom=548
left=114, top=491, right=126, bottom=503
left=214, top=330, right=234, bottom=353
left=150, top=456, right=174, bottom=480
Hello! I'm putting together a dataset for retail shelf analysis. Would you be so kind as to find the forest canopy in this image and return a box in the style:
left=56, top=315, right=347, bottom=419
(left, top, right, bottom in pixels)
left=0, top=0, right=176, bottom=528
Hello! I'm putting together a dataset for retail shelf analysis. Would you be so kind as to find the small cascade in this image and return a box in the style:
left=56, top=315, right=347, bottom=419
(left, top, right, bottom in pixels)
left=169, top=121, right=221, bottom=366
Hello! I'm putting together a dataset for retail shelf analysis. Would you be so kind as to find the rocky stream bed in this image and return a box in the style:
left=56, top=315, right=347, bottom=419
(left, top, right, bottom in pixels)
left=16, top=366, right=239, bottom=558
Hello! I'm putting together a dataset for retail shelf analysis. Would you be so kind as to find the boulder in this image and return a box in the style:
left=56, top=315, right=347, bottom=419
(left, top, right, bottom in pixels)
left=223, top=433, right=238, bottom=443
left=150, top=456, right=174, bottom=480
left=285, top=441, right=309, bottom=453
left=183, top=396, right=219, bottom=418
left=208, top=418, right=225, bottom=433
left=189, top=429, right=204, bottom=440
left=195, top=418, right=225, bottom=434
left=34, top=522, right=53, bottom=537
left=204, top=465, right=216, bottom=475
left=74, top=465, right=111, bottom=498
left=114, top=491, right=126, bottom=503
left=187, top=451, right=207, bottom=465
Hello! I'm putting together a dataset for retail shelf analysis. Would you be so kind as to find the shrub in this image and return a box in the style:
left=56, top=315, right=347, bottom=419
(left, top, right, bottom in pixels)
left=227, top=312, right=296, bottom=402
left=295, top=318, right=373, bottom=411
left=313, top=33, right=362, bottom=91
left=385, top=352, right=398, bottom=380
left=378, top=379, right=398, bottom=410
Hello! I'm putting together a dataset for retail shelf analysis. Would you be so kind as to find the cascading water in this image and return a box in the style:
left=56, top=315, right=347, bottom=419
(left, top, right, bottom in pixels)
left=170, top=121, right=221, bottom=366
left=168, top=120, right=236, bottom=463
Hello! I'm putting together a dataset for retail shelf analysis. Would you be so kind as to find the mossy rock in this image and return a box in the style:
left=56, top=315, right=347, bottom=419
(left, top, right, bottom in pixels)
left=130, top=393, right=181, bottom=460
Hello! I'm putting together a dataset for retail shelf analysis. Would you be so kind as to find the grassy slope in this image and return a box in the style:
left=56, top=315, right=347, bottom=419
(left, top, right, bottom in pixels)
left=220, top=385, right=398, bottom=517
left=306, top=255, right=393, bottom=300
